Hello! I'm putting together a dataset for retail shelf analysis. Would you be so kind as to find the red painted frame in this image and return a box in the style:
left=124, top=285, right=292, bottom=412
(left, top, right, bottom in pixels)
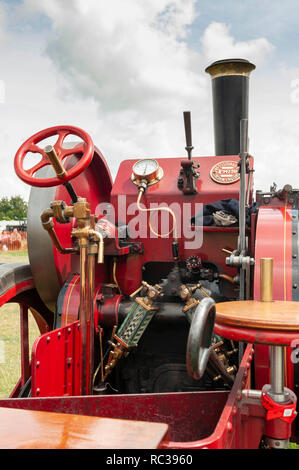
left=0, top=344, right=268, bottom=448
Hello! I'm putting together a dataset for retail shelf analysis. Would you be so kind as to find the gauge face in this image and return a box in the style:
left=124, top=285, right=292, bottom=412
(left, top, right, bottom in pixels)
left=131, top=159, right=163, bottom=186
left=133, top=159, right=159, bottom=178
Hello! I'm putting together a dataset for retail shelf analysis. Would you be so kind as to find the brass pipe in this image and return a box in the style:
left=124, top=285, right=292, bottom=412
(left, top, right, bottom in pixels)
left=260, top=258, right=273, bottom=302
left=88, top=229, right=104, bottom=264
left=137, top=189, right=179, bottom=242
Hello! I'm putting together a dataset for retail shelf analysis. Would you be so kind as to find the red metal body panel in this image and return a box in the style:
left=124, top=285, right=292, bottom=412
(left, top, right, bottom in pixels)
left=31, top=321, right=90, bottom=397
left=253, top=206, right=293, bottom=389
left=0, top=280, right=34, bottom=307
left=110, top=155, right=253, bottom=294
left=0, top=344, right=265, bottom=448
left=215, top=322, right=299, bottom=346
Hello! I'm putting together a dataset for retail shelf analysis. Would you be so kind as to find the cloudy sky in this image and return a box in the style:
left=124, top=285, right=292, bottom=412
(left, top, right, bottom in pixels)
left=0, top=0, right=299, bottom=200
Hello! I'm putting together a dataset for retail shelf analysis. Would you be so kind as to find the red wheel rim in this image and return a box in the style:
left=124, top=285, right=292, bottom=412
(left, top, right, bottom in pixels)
left=14, top=125, right=94, bottom=187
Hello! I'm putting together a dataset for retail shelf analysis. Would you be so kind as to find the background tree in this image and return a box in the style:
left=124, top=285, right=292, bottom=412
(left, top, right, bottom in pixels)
left=0, top=196, right=28, bottom=220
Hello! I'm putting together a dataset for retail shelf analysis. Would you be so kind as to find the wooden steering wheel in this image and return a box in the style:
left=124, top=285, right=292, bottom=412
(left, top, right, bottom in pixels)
left=14, top=125, right=94, bottom=187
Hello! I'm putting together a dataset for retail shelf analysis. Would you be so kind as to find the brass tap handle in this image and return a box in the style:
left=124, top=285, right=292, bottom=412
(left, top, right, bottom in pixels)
left=44, top=145, right=66, bottom=179
left=222, top=248, right=233, bottom=255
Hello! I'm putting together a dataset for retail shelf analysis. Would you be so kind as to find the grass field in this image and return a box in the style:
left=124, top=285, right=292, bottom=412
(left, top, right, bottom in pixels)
left=0, top=250, right=39, bottom=397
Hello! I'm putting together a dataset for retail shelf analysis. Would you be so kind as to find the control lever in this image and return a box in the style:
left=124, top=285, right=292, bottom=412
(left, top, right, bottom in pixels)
left=183, top=111, right=194, bottom=160
left=177, top=111, right=199, bottom=194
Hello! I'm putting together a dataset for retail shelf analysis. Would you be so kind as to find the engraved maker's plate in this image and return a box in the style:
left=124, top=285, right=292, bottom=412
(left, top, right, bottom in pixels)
left=210, top=161, right=240, bottom=184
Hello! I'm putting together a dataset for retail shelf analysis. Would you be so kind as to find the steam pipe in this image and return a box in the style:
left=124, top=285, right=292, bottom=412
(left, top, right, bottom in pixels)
left=40, top=208, right=77, bottom=254
left=87, top=250, right=95, bottom=394
left=79, top=242, right=88, bottom=395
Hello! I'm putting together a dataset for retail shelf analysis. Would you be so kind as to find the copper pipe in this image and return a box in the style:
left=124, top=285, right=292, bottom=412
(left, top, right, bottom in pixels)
left=41, top=208, right=77, bottom=254
left=41, top=208, right=54, bottom=225
left=20, top=305, right=30, bottom=387
left=47, top=229, right=77, bottom=254
left=113, top=258, right=122, bottom=294
left=137, top=189, right=179, bottom=242
left=79, top=242, right=88, bottom=395
left=219, top=274, right=235, bottom=284
left=260, top=258, right=273, bottom=302
left=87, top=250, right=95, bottom=394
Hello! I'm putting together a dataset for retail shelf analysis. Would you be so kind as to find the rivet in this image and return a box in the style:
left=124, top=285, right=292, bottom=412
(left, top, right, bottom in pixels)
left=293, top=254, right=297, bottom=259
left=46, top=336, right=50, bottom=343
left=293, top=284, right=298, bottom=289
left=293, top=231, right=297, bottom=236
left=36, top=388, right=40, bottom=395
left=68, top=328, right=71, bottom=334
left=227, top=421, right=233, bottom=432
left=36, top=361, right=40, bottom=368
left=246, top=362, right=250, bottom=369
left=58, top=332, right=61, bottom=338
left=232, top=407, right=237, bottom=416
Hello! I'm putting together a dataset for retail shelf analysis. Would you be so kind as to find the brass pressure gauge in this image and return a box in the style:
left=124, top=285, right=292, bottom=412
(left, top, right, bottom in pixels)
left=131, top=159, right=163, bottom=186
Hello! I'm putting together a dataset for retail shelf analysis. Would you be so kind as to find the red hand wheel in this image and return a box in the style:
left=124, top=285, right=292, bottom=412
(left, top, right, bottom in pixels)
left=14, top=125, right=94, bottom=187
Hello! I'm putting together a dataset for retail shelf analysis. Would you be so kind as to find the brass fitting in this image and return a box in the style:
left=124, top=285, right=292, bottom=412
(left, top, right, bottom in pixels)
left=44, top=145, right=66, bottom=179
left=260, top=258, right=273, bottom=302
left=73, top=198, right=90, bottom=227
left=51, top=200, right=73, bottom=224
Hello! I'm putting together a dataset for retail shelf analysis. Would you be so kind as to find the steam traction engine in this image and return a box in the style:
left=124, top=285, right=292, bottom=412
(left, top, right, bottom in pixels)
left=0, top=58, right=298, bottom=449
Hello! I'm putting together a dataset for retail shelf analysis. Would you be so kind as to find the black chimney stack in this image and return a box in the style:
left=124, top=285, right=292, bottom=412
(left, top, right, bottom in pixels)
left=205, top=58, right=255, bottom=156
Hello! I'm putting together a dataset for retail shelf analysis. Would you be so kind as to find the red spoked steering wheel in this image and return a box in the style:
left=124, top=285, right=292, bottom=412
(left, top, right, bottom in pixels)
left=14, top=125, right=94, bottom=187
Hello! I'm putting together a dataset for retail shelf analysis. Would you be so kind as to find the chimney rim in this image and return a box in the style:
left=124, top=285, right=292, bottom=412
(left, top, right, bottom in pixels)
left=205, top=58, right=256, bottom=79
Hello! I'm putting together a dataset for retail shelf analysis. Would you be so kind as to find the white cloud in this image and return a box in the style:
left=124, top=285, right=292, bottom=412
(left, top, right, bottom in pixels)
left=249, top=66, right=299, bottom=192
left=2, top=0, right=296, bottom=203
left=201, top=22, right=274, bottom=65
left=23, top=0, right=200, bottom=112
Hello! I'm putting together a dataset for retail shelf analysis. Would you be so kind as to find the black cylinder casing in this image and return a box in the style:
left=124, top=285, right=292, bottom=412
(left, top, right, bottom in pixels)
left=205, top=59, right=255, bottom=156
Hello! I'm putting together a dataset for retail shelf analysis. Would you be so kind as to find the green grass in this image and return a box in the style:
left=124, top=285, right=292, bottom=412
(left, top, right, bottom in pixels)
left=0, top=250, right=29, bottom=263
left=0, top=250, right=39, bottom=397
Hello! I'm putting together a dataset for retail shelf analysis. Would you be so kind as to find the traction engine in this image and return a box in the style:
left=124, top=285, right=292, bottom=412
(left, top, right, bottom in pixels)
left=0, top=58, right=299, bottom=449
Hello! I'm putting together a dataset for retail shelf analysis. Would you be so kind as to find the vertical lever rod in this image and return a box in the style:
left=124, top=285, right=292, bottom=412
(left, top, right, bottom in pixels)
left=239, top=118, right=248, bottom=254
left=183, top=111, right=194, bottom=160
left=238, top=119, right=248, bottom=301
